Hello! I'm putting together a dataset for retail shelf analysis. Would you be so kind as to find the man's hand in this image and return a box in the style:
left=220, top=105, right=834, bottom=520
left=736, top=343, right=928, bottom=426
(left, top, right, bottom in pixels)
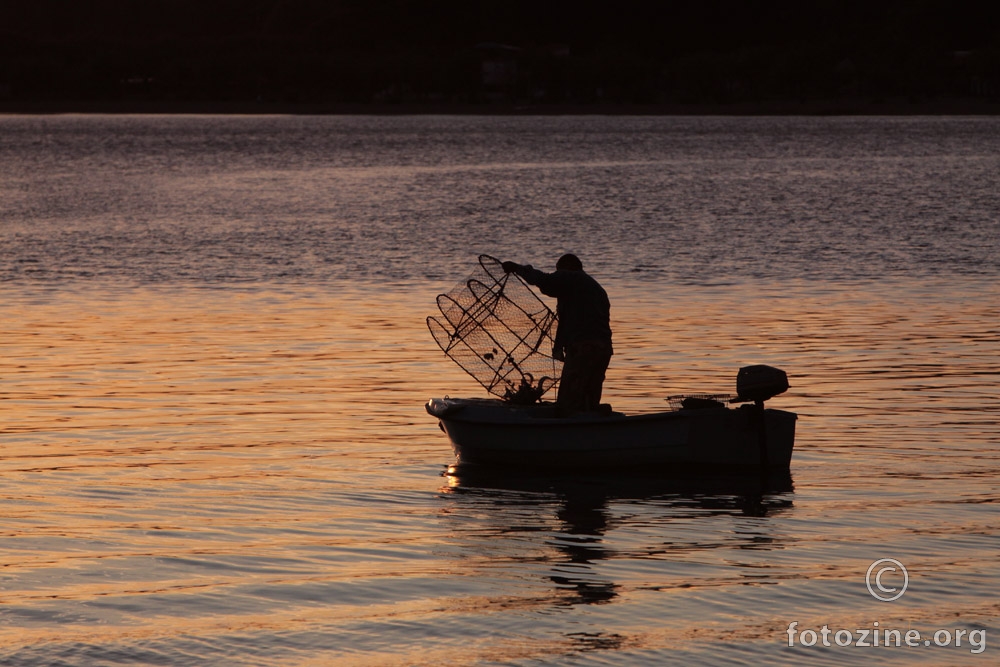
left=501, top=261, right=518, bottom=274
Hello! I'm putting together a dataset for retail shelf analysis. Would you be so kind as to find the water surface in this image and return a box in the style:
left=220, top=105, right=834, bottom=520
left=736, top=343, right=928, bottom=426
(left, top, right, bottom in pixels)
left=1, top=115, right=997, bottom=665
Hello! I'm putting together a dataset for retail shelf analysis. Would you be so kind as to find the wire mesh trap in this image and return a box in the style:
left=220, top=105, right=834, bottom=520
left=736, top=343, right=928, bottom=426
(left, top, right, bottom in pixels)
left=666, top=394, right=735, bottom=410
left=427, top=255, right=561, bottom=403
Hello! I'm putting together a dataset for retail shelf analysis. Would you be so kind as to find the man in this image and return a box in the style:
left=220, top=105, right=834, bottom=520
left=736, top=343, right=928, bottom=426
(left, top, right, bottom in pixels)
left=501, top=254, right=613, bottom=416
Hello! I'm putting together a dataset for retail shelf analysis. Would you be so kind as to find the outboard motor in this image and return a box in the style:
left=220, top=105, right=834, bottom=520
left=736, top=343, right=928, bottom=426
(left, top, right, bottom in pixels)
left=734, top=365, right=789, bottom=404
left=732, top=364, right=789, bottom=472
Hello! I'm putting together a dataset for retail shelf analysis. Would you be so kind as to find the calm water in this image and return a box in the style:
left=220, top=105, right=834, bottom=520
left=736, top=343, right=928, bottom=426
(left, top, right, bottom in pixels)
left=1, top=115, right=998, bottom=665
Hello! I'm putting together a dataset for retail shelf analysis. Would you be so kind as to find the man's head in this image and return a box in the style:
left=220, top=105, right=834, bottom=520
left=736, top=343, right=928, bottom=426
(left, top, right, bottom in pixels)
left=556, top=253, right=583, bottom=271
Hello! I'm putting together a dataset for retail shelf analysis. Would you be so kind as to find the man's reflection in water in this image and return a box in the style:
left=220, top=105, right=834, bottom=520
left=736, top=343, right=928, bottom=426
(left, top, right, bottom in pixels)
left=441, top=466, right=794, bottom=610
left=551, top=487, right=617, bottom=605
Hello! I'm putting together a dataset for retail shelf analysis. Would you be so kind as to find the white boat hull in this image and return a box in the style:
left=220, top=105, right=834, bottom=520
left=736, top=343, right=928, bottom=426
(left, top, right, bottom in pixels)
left=426, top=398, right=797, bottom=469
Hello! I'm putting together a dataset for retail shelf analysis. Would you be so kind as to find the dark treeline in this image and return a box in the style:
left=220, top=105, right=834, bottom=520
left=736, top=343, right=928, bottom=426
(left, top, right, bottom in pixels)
left=1, top=0, right=997, bottom=109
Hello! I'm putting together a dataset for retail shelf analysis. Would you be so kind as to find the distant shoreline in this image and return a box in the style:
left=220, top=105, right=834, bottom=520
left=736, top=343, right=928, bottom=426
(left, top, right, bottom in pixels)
left=2, top=97, right=999, bottom=116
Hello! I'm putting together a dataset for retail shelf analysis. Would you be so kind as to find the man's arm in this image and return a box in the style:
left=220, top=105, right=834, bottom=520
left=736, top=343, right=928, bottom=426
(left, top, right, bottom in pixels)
left=502, top=261, right=565, bottom=359
left=501, top=261, right=563, bottom=298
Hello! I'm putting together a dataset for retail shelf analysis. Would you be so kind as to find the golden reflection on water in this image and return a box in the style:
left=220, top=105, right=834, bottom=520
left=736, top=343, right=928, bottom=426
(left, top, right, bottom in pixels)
left=1, top=280, right=998, bottom=665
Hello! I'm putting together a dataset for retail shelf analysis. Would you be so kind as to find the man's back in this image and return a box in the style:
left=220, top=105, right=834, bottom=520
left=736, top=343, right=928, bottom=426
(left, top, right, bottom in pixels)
left=517, top=266, right=612, bottom=350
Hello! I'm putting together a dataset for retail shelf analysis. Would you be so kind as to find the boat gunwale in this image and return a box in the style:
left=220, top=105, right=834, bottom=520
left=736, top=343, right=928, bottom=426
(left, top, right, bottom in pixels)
left=441, top=409, right=686, bottom=426
left=431, top=398, right=797, bottom=427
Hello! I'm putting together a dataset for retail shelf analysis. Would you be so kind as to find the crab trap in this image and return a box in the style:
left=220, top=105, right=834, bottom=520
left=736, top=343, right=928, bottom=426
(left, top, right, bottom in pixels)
left=427, top=255, right=561, bottom=404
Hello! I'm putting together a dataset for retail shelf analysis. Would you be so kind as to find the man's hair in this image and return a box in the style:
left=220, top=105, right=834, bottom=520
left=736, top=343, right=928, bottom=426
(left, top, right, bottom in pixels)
left=556, top=253, right=583, bottom=271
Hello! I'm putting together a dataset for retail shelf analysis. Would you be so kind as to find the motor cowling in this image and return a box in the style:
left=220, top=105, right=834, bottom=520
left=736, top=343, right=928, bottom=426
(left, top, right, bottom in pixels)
left=734, top=365, right=789, bottom=404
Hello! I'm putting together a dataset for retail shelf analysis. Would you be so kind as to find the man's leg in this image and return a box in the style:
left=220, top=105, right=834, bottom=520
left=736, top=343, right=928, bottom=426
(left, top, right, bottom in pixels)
left=557, top=341, right=612, bottom=415
left=556, top=352, right=587, bottom=416
left=580, top=342, right=612, bottom=411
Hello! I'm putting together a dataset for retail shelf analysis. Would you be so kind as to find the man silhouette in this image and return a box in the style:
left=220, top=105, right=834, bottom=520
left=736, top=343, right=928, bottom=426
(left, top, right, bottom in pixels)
left=502, top=254, right=613, bottom=416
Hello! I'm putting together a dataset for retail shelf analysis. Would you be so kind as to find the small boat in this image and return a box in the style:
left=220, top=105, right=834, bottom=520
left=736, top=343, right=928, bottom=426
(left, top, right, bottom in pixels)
left=426, top=365, right=797, bottom=470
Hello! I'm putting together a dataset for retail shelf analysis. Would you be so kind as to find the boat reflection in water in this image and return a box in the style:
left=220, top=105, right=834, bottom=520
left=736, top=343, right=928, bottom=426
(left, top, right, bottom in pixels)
left=438, top=464, right=794, bottom=623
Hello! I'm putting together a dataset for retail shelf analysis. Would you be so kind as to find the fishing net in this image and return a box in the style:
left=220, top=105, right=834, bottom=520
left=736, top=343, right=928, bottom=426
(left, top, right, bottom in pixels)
left=428, top=255, right=561, bottom=403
